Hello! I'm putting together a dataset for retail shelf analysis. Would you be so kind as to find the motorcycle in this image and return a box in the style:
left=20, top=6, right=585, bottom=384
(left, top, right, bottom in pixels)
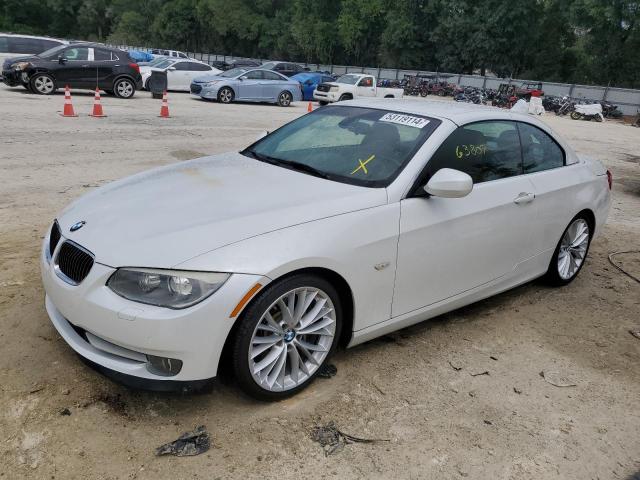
left=570, top=103, right=604, bottom=122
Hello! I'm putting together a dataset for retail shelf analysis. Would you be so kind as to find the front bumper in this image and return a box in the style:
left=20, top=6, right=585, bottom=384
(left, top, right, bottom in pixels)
left=191, top=83, right=219, bottom=100
left=41, top=232, right=268, bottom=382
left=313, top=90, right=338, bottom=102
left=2, top=69, right=22, bottom=86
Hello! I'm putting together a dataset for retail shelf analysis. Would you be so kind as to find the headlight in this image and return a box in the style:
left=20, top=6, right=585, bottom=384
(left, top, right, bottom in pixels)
left=204, top=80, right=221, bottom=87
left=11, top=61, right=30, bottom=71
left=107, top=268, right=230, bottom=309
left=329, top=86, right=339, bottom=92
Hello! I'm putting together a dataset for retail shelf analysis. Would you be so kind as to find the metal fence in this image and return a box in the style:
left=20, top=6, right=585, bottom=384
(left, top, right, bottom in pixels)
left=128, top=46, right=640, bottom=116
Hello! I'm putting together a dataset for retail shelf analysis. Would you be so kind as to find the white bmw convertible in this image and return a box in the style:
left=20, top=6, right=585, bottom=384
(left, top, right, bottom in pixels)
left=41, top=100, right=611, bottom=400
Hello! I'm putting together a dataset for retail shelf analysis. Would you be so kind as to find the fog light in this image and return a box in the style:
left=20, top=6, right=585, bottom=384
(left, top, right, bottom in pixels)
left=146, top=355, right=183, bottom=376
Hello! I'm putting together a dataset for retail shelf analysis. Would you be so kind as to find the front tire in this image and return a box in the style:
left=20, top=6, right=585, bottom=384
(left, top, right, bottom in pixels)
left=570, top=111, right=582, bottom=120
left=544, top=215, right=592, bottom=286
left=113, top=78, right=135, bottom=98
left=318, top=100, right=328, bottom=106
left=232, top=274, right=342, bottom=401
left=218, top=87, right=234, bottom=104
left=30, top=73, right=56, bottom=95
left=277, top=90, right=293, bottom=107
left=338, top=94, right=352, bottom=102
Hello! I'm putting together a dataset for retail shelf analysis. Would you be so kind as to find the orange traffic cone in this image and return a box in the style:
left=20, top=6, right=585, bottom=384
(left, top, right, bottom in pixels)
left=159, top=91, right=170, bottom=118
left=307, top=101, right=313, bottom=113
left=89, top=87, right=106, bottom=117
left=60, top=86, right=78, bottom=117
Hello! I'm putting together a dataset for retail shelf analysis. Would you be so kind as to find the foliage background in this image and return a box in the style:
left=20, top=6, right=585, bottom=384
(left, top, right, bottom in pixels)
left=1, top=0, right=639, bottom=87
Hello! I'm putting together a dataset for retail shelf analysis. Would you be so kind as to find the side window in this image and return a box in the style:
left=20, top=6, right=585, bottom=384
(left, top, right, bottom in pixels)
left=94, top=49, right=112, bottom=61
left=41, top=40, right=62, bottom=51
left=262, top=71, right=283, bottom=80
left=425, top=121, right=523, bottom=184
left=178, top=52, right=188, bottom=58
left=173, top=62, right=190, bottom=70
left=518, top=123, right=565, bottom=173
left=243, top=70, right=264, bottom=80
left=9, top=37, right=44, bottom=54
left=358, top=77, right=373, bottom=87
left=111, top=52, right=120, bottom=61
left=189, top=63, right=211, bottom=71
left=0, top=36, right=8, bottom=53
left=64, top=47, right=89, bottom=61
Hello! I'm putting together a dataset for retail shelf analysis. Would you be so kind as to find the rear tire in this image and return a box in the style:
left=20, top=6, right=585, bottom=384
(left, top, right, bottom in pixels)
left=544, top=215, right=592, bottom=286
left=232, top=274, right=342, bottom=401
left=570, top=111, right=582, bottom=120
left=277, top=90, right=293, bottom=107
left=113, top=78, right=135, bottom=98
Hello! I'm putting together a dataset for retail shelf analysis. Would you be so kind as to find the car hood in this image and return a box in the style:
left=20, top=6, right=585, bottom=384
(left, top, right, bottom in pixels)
left=56, top=152, right=387, bottom=269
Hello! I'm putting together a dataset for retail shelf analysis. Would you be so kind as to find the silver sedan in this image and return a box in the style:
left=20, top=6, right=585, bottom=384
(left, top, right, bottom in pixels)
left=190, top=68, right=302, bottom=106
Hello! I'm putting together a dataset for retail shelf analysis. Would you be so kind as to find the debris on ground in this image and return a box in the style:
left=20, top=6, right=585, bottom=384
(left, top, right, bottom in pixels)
left=310, top=421, right=388, bottom=456
left=513, top=387, right=522, bottom=394
left=490, top=356, right=498, bottom=361
left=470, top=371, right=489, bottom=377
left=608, top=250, right=640, bottom=284
left=317, top=364, right=337, bottom=378
left=630, top=328, right=640, bottom=340
left=540, top=370, right=576, bottom=387
left=156, top=425, right=210, bottom=457
left=449, top=360, right=462, bottom=371
left=83, top=393, right=128, bottom=416
left=59, top=408, right=71, bottom=416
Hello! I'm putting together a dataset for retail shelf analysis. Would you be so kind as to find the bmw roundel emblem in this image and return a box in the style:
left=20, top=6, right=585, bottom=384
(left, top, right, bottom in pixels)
left=70, top=221, right=86, bottom=232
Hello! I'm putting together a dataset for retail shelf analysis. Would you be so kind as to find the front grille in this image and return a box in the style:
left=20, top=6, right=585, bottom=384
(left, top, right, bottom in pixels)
left=49, top=221, right=61, bottom=257
left=190, top=84, right=202, bottom=94
left=55, top=241, right=94, bottom=285
left=316, top=83, right=331, bottom=92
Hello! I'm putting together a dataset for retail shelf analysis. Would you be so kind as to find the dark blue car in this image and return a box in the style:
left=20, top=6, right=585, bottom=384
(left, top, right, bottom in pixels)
left=291, top=72, right=336, bottom=101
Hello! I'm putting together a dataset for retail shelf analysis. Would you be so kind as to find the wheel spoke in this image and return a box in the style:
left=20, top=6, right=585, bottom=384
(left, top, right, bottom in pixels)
left=278, top=298, right=295, bottom=327
left=288, top=346, right=301, bottom=383
left=253, top=344, right=284, bottom=375
left=251, top=340, right=278, bottom=359
left=299, top=298, right=328, bottom=329
left=298, top=316, right=334, bottom=335
left=295, top=338, right=328, bottom=352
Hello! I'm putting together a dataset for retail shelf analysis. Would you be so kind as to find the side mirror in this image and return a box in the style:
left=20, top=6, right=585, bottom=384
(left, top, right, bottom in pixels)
left=167, top=66, right=176, bottom=71
left=58, top=55, right=67, bottom=65
left=255, top=130, right=269, bottom=141
left=239, top=76, right=247, bottom=81
left=424, top=168, right=473, bottom=198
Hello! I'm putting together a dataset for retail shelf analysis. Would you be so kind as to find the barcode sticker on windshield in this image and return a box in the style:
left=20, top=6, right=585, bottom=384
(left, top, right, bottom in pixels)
left=380, top=113, right=430, bottom=129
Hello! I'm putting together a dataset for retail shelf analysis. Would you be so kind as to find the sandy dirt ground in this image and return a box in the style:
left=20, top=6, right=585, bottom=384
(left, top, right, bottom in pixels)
left=0, top=86, right=639, bottom=480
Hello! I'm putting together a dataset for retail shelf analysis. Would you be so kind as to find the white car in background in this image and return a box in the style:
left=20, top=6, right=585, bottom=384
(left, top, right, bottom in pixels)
left=141, top=58, right=221, bottom=92
left=41, top=100, right=611, bottom=400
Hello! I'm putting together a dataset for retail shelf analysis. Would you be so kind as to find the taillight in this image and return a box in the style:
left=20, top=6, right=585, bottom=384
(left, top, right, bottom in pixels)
left=606, top=169, right=613, bottom=190
left=129, top=63, right=140, bottom=73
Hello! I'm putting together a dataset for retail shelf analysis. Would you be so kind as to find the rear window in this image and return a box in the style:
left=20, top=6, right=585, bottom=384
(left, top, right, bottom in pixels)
left=0, top=36, right=8, bottom=53
left=8, top=37, right=54, bottom=54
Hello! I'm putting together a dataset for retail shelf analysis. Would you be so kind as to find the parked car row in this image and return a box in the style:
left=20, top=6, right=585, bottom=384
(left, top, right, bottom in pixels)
left=2, top=42, right=142, bottom=97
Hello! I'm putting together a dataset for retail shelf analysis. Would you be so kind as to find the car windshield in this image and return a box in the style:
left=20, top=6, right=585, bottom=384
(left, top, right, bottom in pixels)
left=220, top=67, right=248, bottom=78
left=243, top=106, right=439, bottom=187
left=261, top=62, right=277, bottom=69
left=336, top=74, right=360, bottom=85
left=38, top=44, right=67, bottom=58
left=148, top=57, right=169, bottom=66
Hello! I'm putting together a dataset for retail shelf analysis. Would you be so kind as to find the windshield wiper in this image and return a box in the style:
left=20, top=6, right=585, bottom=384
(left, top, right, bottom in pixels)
left=242, top=149, right=331, bottom=180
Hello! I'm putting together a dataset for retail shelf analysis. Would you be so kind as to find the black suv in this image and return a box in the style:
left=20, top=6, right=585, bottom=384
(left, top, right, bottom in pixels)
left=2, top=43, right=142, bottom=98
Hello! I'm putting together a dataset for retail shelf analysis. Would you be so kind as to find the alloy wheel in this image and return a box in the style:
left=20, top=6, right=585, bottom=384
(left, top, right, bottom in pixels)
left=116, top=80, right=134, bottom=98
left=248, top=287, right=336, bottom=392
left=219, top=88, right=233, bottom=103
left=557, top=218, right=589, bottom=280
left=34, top=75, right=54, bottom=94
left=279, top=92, right=291, bottom=107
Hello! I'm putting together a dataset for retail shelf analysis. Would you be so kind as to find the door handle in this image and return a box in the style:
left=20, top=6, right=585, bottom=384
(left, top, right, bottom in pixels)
left=514, top=192, right=535, bottom=204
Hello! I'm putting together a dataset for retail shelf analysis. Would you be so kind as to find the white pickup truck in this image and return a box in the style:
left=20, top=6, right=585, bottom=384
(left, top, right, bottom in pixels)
left=313, top=73, right=404, bottom=104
